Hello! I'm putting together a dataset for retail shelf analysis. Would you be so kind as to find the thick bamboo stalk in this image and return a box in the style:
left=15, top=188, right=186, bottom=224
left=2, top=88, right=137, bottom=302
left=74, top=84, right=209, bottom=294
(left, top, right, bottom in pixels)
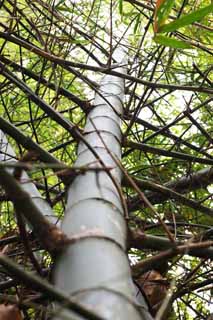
left=53, top=48, right=152, bottom=320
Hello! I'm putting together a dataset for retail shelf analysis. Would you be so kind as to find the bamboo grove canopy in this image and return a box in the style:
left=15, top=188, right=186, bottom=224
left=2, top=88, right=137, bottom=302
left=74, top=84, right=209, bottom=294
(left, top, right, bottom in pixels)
left=0, top=0, right=212, bottom=319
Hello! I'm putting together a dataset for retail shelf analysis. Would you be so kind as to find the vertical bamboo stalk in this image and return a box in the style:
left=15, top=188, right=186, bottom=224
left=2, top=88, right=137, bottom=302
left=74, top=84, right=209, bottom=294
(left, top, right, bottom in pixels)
left=53, top=48, right=152, bottom=320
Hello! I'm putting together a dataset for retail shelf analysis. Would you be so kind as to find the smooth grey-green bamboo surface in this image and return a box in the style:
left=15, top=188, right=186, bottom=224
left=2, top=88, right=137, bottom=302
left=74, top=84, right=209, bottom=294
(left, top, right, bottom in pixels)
left=0, top=131, right=57, bottom=224
left=53, top=48, right=153, bottom=320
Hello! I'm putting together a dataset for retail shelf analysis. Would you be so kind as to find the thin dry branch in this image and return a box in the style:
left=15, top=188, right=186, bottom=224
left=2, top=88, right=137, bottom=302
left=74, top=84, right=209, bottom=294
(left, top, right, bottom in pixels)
left=127, top=167, right=213, bottom=210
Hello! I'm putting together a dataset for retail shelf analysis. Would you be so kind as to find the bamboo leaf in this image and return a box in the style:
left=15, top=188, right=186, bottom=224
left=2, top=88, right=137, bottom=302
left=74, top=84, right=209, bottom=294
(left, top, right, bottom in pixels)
left=154, top=34, right=192, bottom=49
left=134, top=14, right=141, bottom=34
left=119, top=0, right=123, bottom=15
left=159, top=4, right=213, bottom=33
left=154, top=0, right=175, bottom=32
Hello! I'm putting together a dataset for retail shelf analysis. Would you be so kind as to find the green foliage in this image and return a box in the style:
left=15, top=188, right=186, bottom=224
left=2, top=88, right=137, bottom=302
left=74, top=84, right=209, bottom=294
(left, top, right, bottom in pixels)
left=159, top=4, right=213, bottom=33
left=0, top=0, right=212, bottom=318
left=154, top=0, right=176, bottom=31
left=153, top=1, right=213, bottom=49
left=154, top=34, right=192, bottom=49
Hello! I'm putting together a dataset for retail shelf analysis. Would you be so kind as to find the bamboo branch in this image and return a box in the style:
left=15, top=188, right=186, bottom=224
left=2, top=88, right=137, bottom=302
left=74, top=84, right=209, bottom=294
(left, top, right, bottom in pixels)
left=124, top=139, right=213, bottom=165
left=126, top=167, right=213, bottom=209
left=0, top=55, right=90, bottom=112
left=132, top=240, right=213, bottom=276
left=0, top=32, right=212, bottom=94
left=0, top=253, right=104, bottom=320
left=0, top=167, right=67, bottom=254
left=130, top=229, right=213, bottom=260
left=126, top=173, right=213, bottom=217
